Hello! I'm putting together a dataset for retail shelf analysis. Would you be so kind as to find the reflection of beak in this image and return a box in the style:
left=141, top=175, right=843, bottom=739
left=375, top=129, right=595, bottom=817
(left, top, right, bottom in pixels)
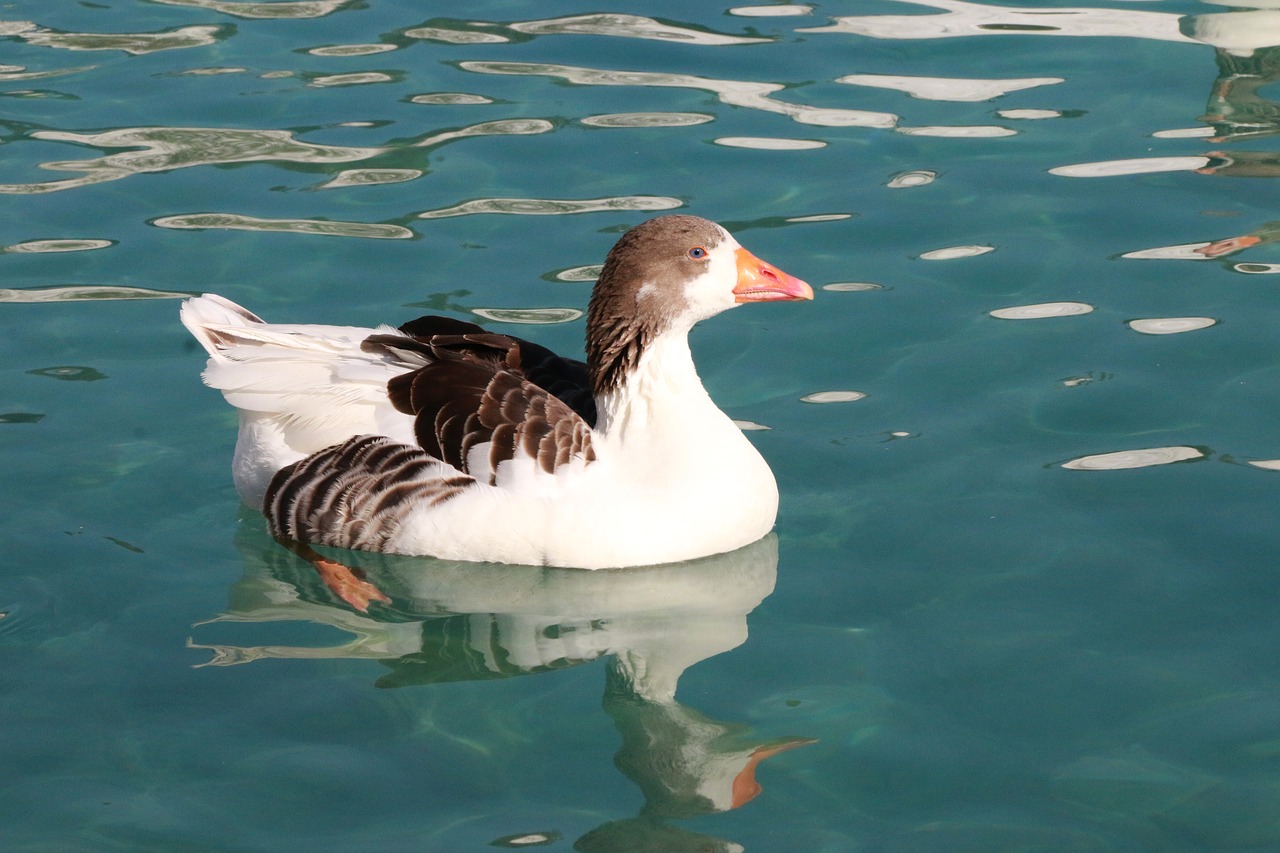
left=733, top=248, right=814, bottom=303
left=730, top=736, right=818, bottom=809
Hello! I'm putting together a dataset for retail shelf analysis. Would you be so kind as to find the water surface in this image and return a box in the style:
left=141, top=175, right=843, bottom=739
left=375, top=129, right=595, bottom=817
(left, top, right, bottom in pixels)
left=4, top=0, right=1280, bottom=849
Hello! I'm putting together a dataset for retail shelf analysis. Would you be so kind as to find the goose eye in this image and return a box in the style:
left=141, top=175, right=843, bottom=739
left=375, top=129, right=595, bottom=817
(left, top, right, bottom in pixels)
left=688, top=246, right=708, bottom=260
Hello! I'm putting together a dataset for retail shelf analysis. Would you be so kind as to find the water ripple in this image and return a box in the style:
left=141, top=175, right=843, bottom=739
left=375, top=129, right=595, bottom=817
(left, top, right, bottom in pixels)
left=315, top=169, right=422, bottom=189
left=0, top=64, right=94, bottom=82
left=919, top=244, right=995, bottom=259
left=153, top=213, right=413, bottom=239
left=822, top=282, right=883, bottom=292
left=714, top=136, right=826, bottom=149
left=1050, top=157, right=1211, bottom=178
left=550, top=265, right=603, bottom=282
left=799, top=0, right=1195, bottom=43
left=1121, top=243, right=1214, bottom=260
left=1062, top=447, right=1204, bottom=470
left=27, top=366, right=107, bottom=381
left=410, top=93, right=495, bottom=105
left=413, top=119, right=554, bottom=147
left=729, top=5, right=814, bottom=16
left=999, top=109, right=1064, bottom=120
left=417, top=196, right=682, bottom=219
left=801, top=390, right=867, bottom=403
left=837, top=74, right=1063, bottom=102
left=897, top=125, right=1017, bottom=137
left=0, top=284, right=190, bottom=302
left=506, top=13, right=770, bottom=45
left=472, top=308, right=582, bottom=324
left=887, top=170, right=937, bottom=188
left=410, top=27, right=510, bottom=45
left=990, top=301, right=1093, bottom=319
left=0, top=127, right=381, bottom=194
left=4, top=238, right=114, bottom=253
left=1127, top=317, right=1218, bottom=335
left=459, top=61, right=899, bottom=129
left=16, top=23, right=227, bottom=54
left=308, top=71, right=398, bottom=88
left=307, top=44, right=397, bottom=57
left=150, top=0, right=356, bottom=18
left=581, top=112, right=714, bottom=128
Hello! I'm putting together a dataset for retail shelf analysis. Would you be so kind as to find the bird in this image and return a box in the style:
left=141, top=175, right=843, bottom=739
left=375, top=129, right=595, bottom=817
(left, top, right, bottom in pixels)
left=181, top=214, right=812, bottom=569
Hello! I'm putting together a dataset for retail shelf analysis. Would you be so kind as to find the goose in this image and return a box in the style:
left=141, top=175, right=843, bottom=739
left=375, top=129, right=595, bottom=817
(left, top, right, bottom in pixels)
left=181, top=214, right=812, bottom=569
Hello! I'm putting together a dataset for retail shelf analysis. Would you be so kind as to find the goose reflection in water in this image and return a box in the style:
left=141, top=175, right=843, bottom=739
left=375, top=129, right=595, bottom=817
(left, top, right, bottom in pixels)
left=1184, top=0, right=1280, bottom=146
left=191, top=527, right=813, bottom=851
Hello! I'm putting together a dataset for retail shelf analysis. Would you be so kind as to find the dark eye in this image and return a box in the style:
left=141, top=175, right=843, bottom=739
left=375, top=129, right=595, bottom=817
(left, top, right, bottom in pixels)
left=688, top=246, right=707, bottom=260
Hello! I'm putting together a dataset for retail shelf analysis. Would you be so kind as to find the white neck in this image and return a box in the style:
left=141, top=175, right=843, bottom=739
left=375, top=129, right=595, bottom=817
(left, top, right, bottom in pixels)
left=593, top=329, right=722, bottom=445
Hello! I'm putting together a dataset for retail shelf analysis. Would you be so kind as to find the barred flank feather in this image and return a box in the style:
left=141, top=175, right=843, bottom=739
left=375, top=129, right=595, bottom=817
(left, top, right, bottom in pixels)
left=264, top=435, right=473, bottom=550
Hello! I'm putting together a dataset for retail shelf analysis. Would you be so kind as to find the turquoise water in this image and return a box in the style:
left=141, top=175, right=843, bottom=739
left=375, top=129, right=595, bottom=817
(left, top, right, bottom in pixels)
left=4, top=0, right=1280, bottom=849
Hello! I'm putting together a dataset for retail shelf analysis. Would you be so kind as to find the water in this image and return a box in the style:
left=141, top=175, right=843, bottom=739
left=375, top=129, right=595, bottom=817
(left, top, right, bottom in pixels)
left=3, top=0, right=1280, bottom=849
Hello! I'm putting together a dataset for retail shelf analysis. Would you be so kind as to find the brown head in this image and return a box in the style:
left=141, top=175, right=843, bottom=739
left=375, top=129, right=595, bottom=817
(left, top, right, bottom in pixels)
left=585, top=215, right=812, bottom=397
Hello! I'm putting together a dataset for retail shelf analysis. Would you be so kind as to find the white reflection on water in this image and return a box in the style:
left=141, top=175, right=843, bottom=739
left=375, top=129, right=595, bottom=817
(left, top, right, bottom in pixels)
left=471, top=307, right=583, bottom=324
left=1062, top=446, right=1204, bottom=470
left=787, top=213, right=853, bottom=222
left=822, top=282, right=883, bottom=291
left=1127, top=317, right=1218, bottom=334
left=0, top=64, right=94, bottom=82
left=410, top=93, right=494, bottom=105
left=0, top=127, right=380, bottom=194
left=729, top=5, right=813, bottom=16
left=308, top=72, right=396, bottom=88
left=800, top=0, right=1195, bottom=43
left=1184, top=9, right=1280, bottom=57
left=460, top=61, right=900, bottom=129
left=0, top=121, right=551, bottom=194
left=153, top=213, right=413, bottom=239
left=801, top=390, right=867, bottom=403
left=315, top=169, right=422, bottom=189
left=713, top=136, right=826, bottom=149
left=998, top=109, right=1064, bottom=120
left=837, top=74, right=1063, bottom=102
left=507, top=13, right=769, bottom=45
left=1051, top=156, right=1212, bottom=177
left=417, top=196, right=682, bottom=219
left=990, top=301, right=1093, bottom=319
left=1121, top=243, right=1215, bottom=260
left=174, top=67, right=249, bottom=77
left=897, top=125, right=1017, bottom=137
left=149, top=0, right=356, bottom=18
left=0, top=284, right=190, bottom=302
left=4, top=238, right=113, bottom=253
left=14, top=23, right=226, bottom=54
left=1154, top=127, right=1218, bottom=140
left=552, top=265, right=603, bottom=282
left=306, top=44, right=397, bottom=57
left=919, top=244, right=996, bottom=259
left=405, top=27, right=510, bottom=44
left=887, top=170, right=937, bottom=188
left=412, top=118, right=554, bottom=147
left=581, top=112, right=714, bottom=128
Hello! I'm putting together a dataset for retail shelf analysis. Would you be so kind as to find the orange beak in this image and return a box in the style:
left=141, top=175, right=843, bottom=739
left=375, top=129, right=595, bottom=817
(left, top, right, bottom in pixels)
left=733, top=248, right=815, bottom=303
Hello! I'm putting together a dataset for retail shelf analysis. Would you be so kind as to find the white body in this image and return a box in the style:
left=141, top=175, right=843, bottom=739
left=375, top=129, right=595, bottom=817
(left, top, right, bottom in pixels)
left=182, top=296, right=779, bottom=569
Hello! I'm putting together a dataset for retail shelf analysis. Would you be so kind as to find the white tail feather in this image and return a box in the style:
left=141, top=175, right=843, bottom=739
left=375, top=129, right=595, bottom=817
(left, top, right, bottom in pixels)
left=181, top=295, right=419, bottom=486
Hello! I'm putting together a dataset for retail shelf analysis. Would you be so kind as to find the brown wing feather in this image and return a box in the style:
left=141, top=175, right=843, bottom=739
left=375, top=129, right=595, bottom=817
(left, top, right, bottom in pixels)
left=363, top=324, right=597, bottom=485
left=364, top=322, right=596, bottom=425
